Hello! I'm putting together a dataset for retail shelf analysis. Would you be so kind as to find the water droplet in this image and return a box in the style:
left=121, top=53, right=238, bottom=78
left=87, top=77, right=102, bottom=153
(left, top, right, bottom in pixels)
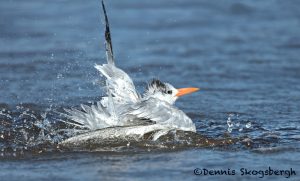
left=227, top=119, right=233, bottom=128
left=228, top=127, right=233, bottom=133
left=246, top=122, right=252, bottom=128
left=57, top=73, right=63, bottom=79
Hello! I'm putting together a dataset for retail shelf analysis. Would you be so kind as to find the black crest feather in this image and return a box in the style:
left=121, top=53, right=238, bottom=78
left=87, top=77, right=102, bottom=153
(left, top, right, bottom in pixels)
left=147, top=79, right=167, bottom=93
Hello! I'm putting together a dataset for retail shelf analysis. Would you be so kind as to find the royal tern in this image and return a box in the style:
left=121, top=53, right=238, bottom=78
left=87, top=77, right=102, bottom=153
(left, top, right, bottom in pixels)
left=64, top=1, right=199, bottom=134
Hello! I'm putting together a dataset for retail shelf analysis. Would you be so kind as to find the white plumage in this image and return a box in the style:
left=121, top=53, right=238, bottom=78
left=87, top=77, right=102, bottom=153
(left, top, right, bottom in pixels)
left=64, top=1, right=199, bottom=134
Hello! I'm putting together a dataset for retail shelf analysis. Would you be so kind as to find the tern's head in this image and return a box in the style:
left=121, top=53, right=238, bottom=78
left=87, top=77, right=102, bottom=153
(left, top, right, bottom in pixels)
left=145, top=79, right=199, bottom=104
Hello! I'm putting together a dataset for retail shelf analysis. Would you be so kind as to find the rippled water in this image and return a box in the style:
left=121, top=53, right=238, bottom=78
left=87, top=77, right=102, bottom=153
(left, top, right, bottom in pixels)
left=1, top=0, right=300, bottom=180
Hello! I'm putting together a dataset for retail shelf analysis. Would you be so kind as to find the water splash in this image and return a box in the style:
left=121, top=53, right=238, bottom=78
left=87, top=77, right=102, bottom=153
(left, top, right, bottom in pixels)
left=246, top=122, right=252, bottom=129
left=0, top=105, right=70, bottom=158
left=0, top=104, right=285, bottom=158
left=226, top=113, right=252, bottom=134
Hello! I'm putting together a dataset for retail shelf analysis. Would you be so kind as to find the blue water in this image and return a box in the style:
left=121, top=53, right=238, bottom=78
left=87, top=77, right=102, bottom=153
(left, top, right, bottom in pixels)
left=1, top=0, right=300, bottom=180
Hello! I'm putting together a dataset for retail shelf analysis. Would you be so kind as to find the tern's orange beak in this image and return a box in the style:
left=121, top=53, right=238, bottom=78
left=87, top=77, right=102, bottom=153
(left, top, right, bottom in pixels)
left=176, top=87, right=200, bottom=97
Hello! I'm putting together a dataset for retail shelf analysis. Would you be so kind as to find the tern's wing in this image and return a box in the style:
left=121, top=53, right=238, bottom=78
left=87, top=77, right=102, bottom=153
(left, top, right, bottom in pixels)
left=95, top=64, right=140, bottom=103
left=102, top=0, right=114, bottom=65
left=125, top=98, right=196, bottom=132
left=97, top=1, right=140, bottom=104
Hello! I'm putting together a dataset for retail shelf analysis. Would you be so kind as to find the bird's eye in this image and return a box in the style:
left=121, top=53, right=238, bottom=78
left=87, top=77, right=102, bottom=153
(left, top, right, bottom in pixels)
left=167, top=90, right=172, bottom=94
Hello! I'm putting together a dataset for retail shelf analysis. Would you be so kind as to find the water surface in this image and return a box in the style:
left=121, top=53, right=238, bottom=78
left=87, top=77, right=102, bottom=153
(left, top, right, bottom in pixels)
left=1, top=0, right=300, bottom=180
